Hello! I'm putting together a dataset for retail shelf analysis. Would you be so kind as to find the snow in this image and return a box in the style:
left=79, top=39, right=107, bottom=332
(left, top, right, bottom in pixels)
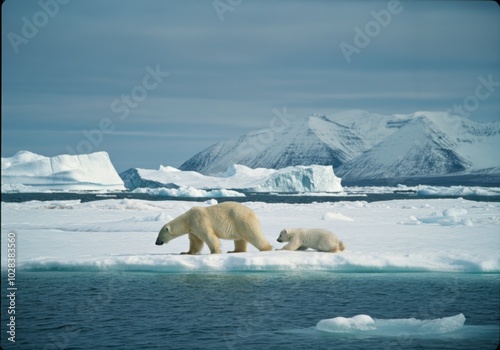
left=2, top=151, right=125, bottom=192
left=2, top=198, right=498, bottom=273
left=122, top=164, right=343, bottom=193
left=322, top=212, right=354, bottom=221
left=316, top=314, right=466, bottom=336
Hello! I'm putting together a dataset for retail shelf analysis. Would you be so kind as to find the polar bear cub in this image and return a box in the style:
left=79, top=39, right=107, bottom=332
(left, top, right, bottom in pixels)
left=277, top=228, right=345, bottom=253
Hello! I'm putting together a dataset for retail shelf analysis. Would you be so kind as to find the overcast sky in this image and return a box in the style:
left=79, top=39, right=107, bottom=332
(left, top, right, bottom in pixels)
left=2, top=0, right=499, bottom=172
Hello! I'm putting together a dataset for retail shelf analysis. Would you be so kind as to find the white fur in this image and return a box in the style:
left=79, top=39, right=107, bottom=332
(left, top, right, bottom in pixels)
left=156, top=202, right=272, bottom=254
left=277, top=228, right=345, bottom=253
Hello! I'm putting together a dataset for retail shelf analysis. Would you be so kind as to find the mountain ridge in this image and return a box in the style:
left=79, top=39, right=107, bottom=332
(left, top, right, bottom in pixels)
left=179, top=111, right=500, bottom=185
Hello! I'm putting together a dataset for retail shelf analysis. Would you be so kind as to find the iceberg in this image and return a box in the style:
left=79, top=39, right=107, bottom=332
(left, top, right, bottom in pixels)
left=253, top=165, right=342, bottom=192
left=120, top=164, right=343, bottom=193
left=1, top=151, right=125, bottom=192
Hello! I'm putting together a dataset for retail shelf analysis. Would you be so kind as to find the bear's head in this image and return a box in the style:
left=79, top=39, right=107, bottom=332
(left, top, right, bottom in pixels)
left=277, top=229, right=292, bottom=243
left=155, top=224, right=173, bottom=246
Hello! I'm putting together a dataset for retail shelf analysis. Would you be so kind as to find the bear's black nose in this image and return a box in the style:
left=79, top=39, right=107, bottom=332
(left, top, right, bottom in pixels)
left=277, top=238, right=282, bottom=242
left=155, top=237, right=163, bottom=245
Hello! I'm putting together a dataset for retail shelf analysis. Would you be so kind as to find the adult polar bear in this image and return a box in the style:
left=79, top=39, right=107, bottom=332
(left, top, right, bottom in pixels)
left=155, top=202, right=272, bottom=254
left=277, top=228, right=345, bottom=253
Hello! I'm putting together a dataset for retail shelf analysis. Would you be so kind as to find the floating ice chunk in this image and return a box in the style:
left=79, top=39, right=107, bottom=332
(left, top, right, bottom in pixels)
left=316, top=315, right=375, bottom=332
left=418, top=313, right=466, bottom=334
left=131, top=186, right=245, bottom=197
left=316, top=314, right=466, bottom=336
left=417, top=186, right=500, bottom=197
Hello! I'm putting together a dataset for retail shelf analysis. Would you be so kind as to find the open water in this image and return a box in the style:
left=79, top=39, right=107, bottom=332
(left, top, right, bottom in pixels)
left=1, top=271, right=499, bottom=349
left=2, top=191, right=500, bottom=204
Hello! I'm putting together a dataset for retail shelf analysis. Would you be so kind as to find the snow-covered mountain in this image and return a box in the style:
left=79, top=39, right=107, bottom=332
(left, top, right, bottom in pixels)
left=1, top=151, right=125, bottom=192
left=179, top=111, right=500, bottom=185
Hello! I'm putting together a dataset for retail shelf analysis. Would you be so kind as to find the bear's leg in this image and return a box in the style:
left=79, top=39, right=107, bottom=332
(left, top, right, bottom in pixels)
left=246, top=231, right=272, bottom=251
left=181, top=233, right=204, bottom=255
left=328, top=244, right=339, bottom=253
left=339, top=241, right=345, bottom=251
left=228, top=240, right=247, bottom=253
left=280, top=239, right=302, bottom=251
left=203, top=232, right=222, bottom=254
left=319, top=241, right=339, bottom=253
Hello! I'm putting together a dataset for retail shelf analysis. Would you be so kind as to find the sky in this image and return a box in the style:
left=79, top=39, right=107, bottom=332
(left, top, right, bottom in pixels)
left=2, top=0, right=500, bottom=172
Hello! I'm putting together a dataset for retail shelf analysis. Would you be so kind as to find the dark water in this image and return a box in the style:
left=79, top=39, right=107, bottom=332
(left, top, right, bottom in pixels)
left=1, top=271, right=499, bottom=350
left=2, top=191, right=500, bottom=204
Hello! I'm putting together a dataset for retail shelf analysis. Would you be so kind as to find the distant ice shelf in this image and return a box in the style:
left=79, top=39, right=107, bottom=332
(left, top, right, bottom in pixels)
left=120, top=164, right=343, bottom=193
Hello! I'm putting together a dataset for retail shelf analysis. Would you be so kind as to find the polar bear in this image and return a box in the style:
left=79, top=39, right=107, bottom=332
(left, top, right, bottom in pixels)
left=155, top=202, right=272, bottom=254
left=277, top=228, right=345, bottom=253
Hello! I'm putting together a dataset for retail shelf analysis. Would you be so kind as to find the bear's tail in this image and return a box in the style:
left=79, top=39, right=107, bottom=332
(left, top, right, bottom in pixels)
left=339, top=241, right=345, bottom=252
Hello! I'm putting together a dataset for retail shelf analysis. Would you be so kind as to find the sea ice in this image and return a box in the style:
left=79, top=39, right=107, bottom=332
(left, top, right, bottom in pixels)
left=1, top=198, right=498, bottom=273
